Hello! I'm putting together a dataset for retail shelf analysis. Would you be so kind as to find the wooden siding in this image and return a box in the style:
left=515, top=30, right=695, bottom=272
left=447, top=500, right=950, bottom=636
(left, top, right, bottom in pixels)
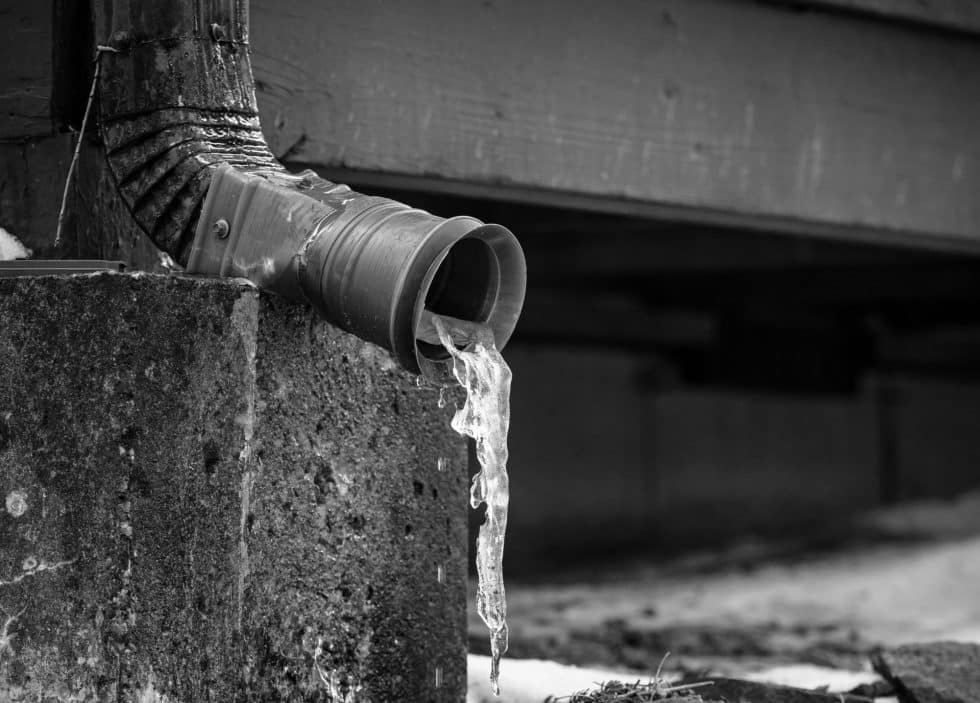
left=251, top=0, right=980, bottom=251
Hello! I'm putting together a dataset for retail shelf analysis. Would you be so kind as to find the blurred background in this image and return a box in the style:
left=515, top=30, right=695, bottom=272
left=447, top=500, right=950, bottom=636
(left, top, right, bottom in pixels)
left=4, top=0, right=980, bottom=696
left=249, top=0, right=980, bottom=575
left=6, top=0, right=980, bottom=573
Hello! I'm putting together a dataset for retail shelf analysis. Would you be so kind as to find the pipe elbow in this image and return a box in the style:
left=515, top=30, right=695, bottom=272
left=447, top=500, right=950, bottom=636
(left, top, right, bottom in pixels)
left=184, top=165, right=526, bottom=380
left=101, top=109, right=281, bottom=265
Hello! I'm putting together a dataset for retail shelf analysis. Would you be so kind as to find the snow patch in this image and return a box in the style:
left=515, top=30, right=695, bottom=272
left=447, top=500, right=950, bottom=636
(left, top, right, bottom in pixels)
left=466, top=655, right=893, bottom=703
left=0, top=227, right=31, bottom=261
left=742, top=663, right=880, bottom=690
left=466, top=655, right=661, bottom=703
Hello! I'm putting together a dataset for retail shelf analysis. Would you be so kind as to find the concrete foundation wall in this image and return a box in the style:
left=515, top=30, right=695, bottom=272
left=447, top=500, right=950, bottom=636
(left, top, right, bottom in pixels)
left=501, top=348, right=657, bottom=566
left=0, top=273, right=466, bottom=702
left=649, top=389, right=878, bottom=539
left=503, top=345, right=980, bottom=569
left=891, top=376, right=980, bottom=501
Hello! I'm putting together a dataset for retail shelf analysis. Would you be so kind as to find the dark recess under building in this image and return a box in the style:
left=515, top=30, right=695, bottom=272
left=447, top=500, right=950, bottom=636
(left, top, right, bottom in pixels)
left=327, top=178, right=980, bottom=574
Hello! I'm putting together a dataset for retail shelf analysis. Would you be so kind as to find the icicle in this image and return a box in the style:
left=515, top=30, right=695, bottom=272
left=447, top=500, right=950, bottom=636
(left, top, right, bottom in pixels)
left=433, top=315, right=511, bottom=695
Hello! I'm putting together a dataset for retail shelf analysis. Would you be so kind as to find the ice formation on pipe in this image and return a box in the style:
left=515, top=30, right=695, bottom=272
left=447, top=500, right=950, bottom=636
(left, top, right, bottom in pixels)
left=434, top=315, right=512, bottom=695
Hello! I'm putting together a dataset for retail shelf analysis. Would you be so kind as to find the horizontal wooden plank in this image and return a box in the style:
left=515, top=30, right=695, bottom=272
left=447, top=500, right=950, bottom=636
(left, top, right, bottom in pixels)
left=771, top=0, right=980, bottom=36
left=0, top=0, right=53, bottom=138
left=519, top=229, right=945, bottom=282
left=251, top=0, right=980, bottom=251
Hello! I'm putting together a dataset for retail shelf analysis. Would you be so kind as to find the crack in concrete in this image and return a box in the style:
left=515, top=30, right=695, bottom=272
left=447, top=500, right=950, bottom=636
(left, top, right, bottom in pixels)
left=313, top=636, right=361, bottom=703
left=0, top=558, right=77, bottom=588
left=111, top=451, right=140, bottom=698
left=0, top=607, right=25, bottom=658
left=231, top=295, right=258, bottom=633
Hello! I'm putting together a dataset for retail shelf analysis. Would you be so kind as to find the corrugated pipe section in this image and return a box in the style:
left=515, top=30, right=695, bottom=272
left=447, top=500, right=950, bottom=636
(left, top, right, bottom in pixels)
left=95, top=0, right=282, bottom=264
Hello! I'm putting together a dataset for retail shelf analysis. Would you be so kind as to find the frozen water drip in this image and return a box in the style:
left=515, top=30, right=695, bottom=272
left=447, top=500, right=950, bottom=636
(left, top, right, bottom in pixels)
left=432, top=314, right=512, bottom=695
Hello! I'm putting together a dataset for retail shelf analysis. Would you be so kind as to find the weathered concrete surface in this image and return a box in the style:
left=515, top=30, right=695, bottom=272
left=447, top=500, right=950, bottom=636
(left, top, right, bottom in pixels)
left=0, top=273, right=467, bottom=702
left=872, top=642, right=980, bottom=703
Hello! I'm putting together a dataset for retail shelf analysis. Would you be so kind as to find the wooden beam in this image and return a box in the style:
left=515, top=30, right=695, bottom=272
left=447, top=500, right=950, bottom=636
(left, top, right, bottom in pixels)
left=770, top=0, right=980, bottom=36
left=251, top=0, right=980, bottom=252
left=519, top=230, right=943, bottom=282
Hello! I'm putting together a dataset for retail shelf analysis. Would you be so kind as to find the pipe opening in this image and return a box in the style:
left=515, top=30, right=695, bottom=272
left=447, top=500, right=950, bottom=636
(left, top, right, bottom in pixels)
left=418, top=237, right=501, bottom=361
left=189, top=168, right=524, bottom=381
left=414, top=223, right=525, bottom=384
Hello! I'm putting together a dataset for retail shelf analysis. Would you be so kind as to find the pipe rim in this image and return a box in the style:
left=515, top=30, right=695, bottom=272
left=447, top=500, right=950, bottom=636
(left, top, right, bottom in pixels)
left=411, top=222, right=526, bottom=384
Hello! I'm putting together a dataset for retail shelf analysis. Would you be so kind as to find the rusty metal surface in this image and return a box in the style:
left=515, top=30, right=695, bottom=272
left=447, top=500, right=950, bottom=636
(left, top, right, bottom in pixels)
left=94, top=0, right=248, bottom=50
left=102, top=109, right=263, bottom=153
left=99, top=39, right=255, bottom=118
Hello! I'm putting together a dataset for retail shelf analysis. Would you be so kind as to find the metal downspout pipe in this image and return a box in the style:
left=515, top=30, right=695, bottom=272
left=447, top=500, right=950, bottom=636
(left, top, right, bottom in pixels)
left=94, top=0, right=526, bottom=380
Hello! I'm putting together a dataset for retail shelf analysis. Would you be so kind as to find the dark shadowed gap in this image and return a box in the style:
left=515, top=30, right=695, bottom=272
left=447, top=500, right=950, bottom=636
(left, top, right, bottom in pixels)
left=52, top=0, right=95, bottom=132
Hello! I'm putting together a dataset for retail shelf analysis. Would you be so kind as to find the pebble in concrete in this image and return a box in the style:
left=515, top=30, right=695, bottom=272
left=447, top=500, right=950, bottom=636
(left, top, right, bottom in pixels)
left=4, top=490, right=26, bottom=518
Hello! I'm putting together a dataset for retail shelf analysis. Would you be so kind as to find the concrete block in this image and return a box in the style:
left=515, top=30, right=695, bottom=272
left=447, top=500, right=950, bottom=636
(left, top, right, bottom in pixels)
left=889, top=376, right=980, bottom=501
left=0, top=273, right=466, bottom=702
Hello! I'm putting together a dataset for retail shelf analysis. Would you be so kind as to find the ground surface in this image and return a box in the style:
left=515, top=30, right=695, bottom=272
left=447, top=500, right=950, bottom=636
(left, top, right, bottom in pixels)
left=467, top=497, right=980, bottom=702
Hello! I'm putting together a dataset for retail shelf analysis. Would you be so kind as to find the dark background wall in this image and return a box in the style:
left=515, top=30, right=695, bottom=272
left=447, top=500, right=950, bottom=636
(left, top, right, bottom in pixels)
left=503, top=347, right=980, bottom=569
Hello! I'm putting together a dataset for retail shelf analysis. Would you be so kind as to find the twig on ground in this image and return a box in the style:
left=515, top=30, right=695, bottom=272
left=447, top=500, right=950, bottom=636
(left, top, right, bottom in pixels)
left=545, top=653, right=714, bottom=702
